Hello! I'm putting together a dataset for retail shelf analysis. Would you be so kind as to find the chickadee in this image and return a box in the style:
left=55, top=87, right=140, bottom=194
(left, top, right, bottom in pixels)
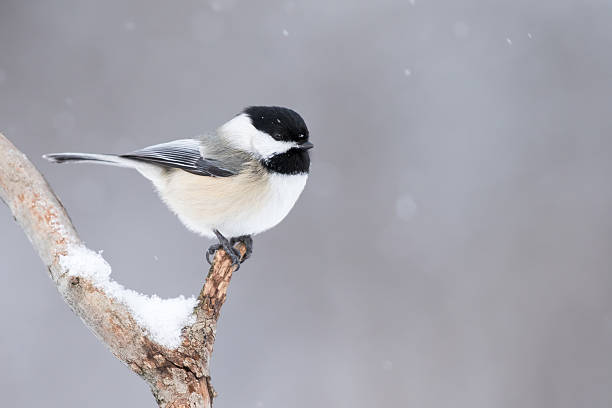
left=44, top=106, right=313, bottom=269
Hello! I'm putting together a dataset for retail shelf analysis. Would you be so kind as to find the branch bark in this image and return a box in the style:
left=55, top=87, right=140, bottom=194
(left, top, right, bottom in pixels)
left=0, top=133, right=244, bottom=407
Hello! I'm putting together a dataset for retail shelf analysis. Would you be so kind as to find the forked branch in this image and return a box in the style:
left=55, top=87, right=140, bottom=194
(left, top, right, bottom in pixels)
left=0, top=133, right=244, bottom=408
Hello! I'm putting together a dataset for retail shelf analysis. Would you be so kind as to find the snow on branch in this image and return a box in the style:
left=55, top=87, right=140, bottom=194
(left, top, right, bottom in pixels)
left=0, top=133, right=245, bottom=408
left=59, top=245, right=198, bottom=348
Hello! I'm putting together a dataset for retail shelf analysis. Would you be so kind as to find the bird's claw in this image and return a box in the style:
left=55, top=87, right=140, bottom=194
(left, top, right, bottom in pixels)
left=205, top=243, right=242, bottom=270
left=230, top=235, right=253, bottom=262
left=205, top=243, right=222, bottom=265
left=206, top=230, right=244, bottom=270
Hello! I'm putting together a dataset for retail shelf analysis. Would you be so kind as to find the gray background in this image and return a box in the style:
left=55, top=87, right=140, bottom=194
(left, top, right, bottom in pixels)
left=1, top=0, right=612, bottom=407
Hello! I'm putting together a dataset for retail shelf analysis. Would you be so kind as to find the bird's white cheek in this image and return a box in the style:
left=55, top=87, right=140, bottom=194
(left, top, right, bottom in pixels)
left=218, top=114, right=296, bottom=158
left=251, top=133, right=295, bottom=158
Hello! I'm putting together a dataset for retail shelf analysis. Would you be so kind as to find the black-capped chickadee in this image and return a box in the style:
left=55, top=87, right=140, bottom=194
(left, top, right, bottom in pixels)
left=44, top=106, right=313, bottom=269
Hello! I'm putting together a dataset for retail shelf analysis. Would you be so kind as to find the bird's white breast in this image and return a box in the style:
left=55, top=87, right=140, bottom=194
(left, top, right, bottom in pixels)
left=153, top=167, right=307, bottom=239
left=227, top=172, right=308, bottom=237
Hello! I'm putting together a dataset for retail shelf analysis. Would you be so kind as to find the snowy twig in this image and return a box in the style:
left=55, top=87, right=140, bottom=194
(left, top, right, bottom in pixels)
left=0, top=133, right=244, bottom=408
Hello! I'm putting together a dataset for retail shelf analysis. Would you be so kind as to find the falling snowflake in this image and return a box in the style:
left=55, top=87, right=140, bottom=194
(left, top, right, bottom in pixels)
left=382, top=360, right=393, bottom=371
left=396, top=194, right=418, bottom=221
left=209, top=0, right=237, bottom=12
left=453, top=21, right=470, bottom=39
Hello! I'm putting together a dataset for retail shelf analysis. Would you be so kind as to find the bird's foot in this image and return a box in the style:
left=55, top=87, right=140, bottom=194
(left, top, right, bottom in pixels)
left=206, top=229, right=242, bottom=270
left=205, top=243, right=224, bottom=265
left=230, top=235, right=253, bottom=262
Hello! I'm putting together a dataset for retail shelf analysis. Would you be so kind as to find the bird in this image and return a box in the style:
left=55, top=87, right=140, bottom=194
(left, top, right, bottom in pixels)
left=43, top=106, right=313, bottom=269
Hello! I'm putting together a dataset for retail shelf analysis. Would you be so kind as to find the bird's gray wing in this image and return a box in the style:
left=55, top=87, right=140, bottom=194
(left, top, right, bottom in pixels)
left=121, top=139, right=239, bottom=177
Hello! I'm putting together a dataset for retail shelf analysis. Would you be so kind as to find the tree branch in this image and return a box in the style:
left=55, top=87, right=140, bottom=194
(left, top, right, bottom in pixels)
left=0, top=133, right=244, bottom=408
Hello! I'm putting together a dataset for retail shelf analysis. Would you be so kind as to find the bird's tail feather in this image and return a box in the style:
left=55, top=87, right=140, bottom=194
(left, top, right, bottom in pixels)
left=43, top=153, right=136, bottom=168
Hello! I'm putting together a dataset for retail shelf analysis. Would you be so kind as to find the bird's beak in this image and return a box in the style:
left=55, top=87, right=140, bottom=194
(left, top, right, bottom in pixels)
left=298, top=141, right=314, bottom=150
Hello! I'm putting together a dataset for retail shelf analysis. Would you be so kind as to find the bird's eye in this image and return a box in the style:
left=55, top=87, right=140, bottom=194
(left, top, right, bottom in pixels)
left=272, top=133, right=283, bottom=141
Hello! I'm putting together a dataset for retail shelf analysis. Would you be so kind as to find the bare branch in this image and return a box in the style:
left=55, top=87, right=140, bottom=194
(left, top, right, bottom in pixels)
left=0, top=133, right=244, bottom=408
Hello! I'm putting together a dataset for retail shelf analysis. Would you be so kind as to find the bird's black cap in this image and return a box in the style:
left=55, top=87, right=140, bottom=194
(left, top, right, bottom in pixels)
left=244, top=106, right=310, bottom=145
